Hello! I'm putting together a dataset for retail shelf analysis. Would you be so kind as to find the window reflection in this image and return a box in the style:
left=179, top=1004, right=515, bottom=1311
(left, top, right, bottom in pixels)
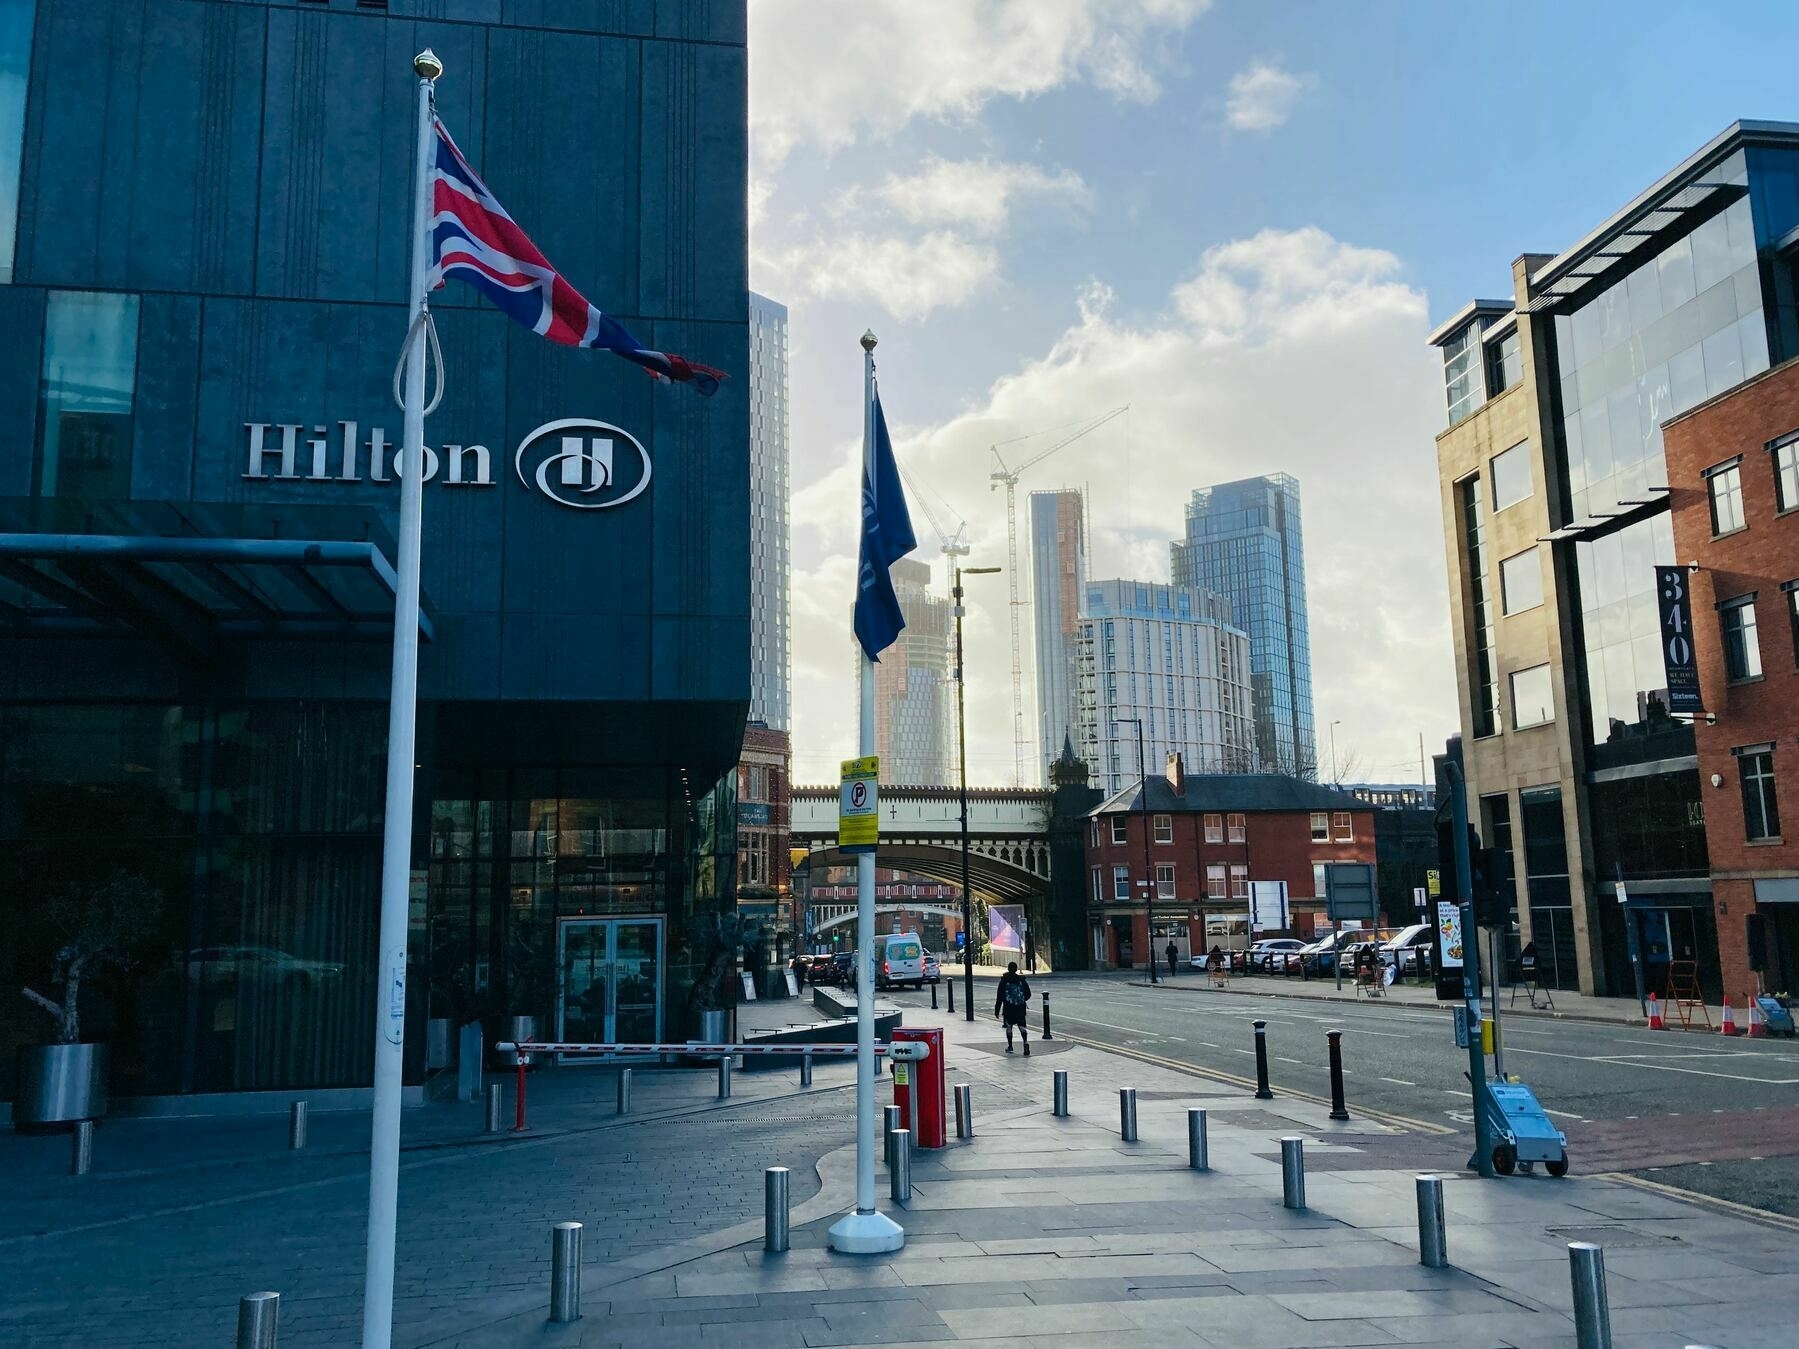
left=34, top=291, right=140, bottom=500
left=0, top=0, right=32, bottom=284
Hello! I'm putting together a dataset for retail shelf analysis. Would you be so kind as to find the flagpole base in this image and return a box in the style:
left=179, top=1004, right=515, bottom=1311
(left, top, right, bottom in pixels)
left=827, top=1208, right=904, bottom=1254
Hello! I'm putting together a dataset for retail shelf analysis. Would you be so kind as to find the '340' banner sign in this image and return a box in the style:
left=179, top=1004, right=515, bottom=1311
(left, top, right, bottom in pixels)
left=1655, top=565, right=1705, bottom=713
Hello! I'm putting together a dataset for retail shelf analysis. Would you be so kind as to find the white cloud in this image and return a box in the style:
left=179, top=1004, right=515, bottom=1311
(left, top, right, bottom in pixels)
left=1224, top=61, right=1310, bottom=132
left=787, top=227, right=1456, bottom=787
left=760, top=231, right=1000, bottom=322
left=870, top=156, right=1090, bottom=235
left=749, top=0, right=1212, bottom=169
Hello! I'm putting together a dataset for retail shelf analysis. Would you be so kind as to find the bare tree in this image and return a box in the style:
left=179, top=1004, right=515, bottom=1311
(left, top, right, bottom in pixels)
left=21, top=872, right=163, bottom=1044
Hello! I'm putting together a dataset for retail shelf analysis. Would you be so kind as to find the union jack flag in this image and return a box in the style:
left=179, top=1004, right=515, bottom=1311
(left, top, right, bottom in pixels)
left=427, top=117, right=725, bottom=395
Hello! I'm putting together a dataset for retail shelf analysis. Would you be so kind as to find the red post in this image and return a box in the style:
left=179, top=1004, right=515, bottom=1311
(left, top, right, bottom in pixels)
left=514, top=1049, right=529, bottom=1132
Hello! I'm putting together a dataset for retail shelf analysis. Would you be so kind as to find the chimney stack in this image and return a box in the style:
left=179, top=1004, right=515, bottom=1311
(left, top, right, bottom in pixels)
left=1165, top=751, right=1185, bottom=795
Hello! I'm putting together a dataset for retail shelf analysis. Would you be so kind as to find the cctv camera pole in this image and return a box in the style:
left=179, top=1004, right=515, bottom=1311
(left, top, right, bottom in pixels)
left=361, top=49, right=440, bottom=1349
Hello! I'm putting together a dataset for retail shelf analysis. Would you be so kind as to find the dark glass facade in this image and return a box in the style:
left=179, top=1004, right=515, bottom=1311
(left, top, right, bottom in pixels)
left=1170, top=473, right=1316, bottom=777
left=1, top=0, right=750, bottom=1101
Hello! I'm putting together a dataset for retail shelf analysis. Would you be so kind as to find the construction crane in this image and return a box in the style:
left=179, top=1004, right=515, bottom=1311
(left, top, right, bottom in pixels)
left=895, top=460, right=970, bottom=589
left=989, top=405, right=1128, bottom=786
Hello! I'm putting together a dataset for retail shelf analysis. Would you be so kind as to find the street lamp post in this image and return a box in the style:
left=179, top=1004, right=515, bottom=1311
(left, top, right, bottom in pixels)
left=1329, top=719, right=1342, bottom=784
left=954, top=564, right=1002, bottom=1022
left=1113, top=717, right=1156, bottom=984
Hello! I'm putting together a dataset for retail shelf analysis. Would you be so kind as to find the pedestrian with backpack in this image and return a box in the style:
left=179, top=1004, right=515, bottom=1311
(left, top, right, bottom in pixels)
left=994, top=961, right=1032, bottom=1055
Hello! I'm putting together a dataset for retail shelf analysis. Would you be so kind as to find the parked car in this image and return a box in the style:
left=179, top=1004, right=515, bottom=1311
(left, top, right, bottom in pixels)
left=1379, top=923, right=1435, bottom=976
left=1188, top=947, right=1249, bottom=974
left=830, top=952, right=857, bottom=985
left=922, top=953, right=941, bottom=984
left=1245, top=938, right=1306, bottom=973
left=1282, top=930, right=1360, bottom=977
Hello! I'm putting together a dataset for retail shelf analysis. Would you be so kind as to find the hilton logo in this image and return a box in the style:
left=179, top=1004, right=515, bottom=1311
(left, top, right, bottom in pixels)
left=243, top=418, right=652, bottom=511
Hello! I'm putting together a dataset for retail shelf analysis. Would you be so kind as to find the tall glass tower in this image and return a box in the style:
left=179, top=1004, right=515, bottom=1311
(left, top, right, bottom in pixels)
left=747, top=292, right=790, bottom=730
left=1170, top=474, right=1315, bottom=777
left=1030, top=488, right=1086, bottom=785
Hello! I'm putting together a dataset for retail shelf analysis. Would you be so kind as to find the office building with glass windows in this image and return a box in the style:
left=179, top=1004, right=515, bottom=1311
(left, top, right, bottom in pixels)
left=872, top=557, right=954, bottom=785
left=1030, top=488, right=1086, bottom=785
left=1431, top=120, right=1799, bottom=997
left=1074, top=579, right=1255, bottom=796
left=0, top=0, right=750, bottom=1108
left=746, top=292, right=790, bottom=733
left=1170, top=474, right=1315, bottom=778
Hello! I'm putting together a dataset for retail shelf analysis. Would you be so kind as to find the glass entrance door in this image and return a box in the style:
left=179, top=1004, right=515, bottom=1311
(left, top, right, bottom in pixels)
left=557, top=917, right=663, bottom=1057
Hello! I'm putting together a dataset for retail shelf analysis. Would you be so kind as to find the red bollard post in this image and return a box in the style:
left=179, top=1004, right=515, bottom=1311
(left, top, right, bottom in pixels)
left=514, top=1047, right=529, bottom=1132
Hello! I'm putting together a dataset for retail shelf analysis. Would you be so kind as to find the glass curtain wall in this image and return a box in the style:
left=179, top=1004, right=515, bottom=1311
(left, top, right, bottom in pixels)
left=0, top=0, right=32, bottom=283
left=1519, top=786, right=1578, bottom=990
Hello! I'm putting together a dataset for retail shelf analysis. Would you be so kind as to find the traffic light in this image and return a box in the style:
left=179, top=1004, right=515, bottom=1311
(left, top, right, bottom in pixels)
left=1432, top=819, right=1510, bottom=927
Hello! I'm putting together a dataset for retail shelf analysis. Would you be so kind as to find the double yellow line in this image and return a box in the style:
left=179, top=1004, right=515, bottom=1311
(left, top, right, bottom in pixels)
left=1058, top=1031, right=1457, bottom=1136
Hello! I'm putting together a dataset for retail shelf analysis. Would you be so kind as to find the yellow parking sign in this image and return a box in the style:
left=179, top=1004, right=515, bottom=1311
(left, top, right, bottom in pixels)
left=840, top=755, right=879, bottom=854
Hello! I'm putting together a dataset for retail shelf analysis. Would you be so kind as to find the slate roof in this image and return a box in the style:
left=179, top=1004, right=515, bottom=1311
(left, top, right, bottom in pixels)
left=1087, top=773, right=1369, bottom=818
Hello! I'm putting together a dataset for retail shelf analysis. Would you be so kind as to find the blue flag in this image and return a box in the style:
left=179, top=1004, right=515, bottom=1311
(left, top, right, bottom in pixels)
left=853, top=392, right=917, bottom=661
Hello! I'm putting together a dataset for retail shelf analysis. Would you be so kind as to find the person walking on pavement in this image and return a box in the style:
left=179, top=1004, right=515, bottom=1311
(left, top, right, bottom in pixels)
left=994, top=961, right=1032, bottom=1055
left=1166, top=939, right=1179, bottom=978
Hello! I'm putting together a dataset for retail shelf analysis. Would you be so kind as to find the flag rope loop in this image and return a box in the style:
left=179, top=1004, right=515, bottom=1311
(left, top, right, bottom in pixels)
left=391, top=308, right=445, bottom=418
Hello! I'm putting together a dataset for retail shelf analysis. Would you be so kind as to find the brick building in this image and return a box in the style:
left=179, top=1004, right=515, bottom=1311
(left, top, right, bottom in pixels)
left=736, top=723, right=793, bottom=950
left=1664, top=357, right=1799, bottom=1003
left=1083, top=753, right=1375, bottom=968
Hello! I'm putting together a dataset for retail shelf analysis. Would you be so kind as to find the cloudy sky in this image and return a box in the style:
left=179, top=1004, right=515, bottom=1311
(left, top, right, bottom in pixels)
left=747, top=0, right=1796, bottom=787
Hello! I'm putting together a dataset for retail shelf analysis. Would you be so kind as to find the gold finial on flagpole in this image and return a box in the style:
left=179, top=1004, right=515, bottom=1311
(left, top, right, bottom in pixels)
left=861, top=329, right=878, bottom=352
left=414, top=49, right=443, bottom=81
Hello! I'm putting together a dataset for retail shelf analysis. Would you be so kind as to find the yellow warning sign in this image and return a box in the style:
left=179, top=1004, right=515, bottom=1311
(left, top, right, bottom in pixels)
left=839, top=755, right=879, bottom=854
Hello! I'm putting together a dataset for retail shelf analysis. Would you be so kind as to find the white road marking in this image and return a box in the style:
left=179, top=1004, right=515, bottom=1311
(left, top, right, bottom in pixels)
left=1541, top=1107, right=1588, bottom=1122
left=1275, top=1056, right=1303, bottom=1064
left=1506, top=1045, right=1799, bottom=1085
left=1379, top=1077, right=1417, bottom=1086
left=1058, top=1015, right=1161, bottom=1036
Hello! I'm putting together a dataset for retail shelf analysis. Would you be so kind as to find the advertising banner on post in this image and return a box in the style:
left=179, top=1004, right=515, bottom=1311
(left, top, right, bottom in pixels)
left=987, top=904, right=1025, bottom=954
left=838, top=755, right=879, bottom=855
left=1655, top=565, right=1704, bottom=713
left=1249, top=880, right=1290, bottom=933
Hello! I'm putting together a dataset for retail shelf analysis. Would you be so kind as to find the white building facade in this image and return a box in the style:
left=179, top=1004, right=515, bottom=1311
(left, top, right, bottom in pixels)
left=1076, top=580, right=1256, bottom=794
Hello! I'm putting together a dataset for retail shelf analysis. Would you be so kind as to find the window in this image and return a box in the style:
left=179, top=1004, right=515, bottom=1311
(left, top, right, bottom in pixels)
left=1309, top=812, right=1329, bottom=842
left=1112, top=865, right=1131, bottom=901
left=1090, top=819, right=1100, bottom=848
left=1331, top=812, right=1352, bottom=842
left=1230, top=865, right=1249, bottom=900
left=1110, top=816, right=1128, bottom=845
left=1775, top=436, right=1799, bottom=513
left=1511, top=664, right=1554, bottom=729
left=1443, top=324, right=1484, bottom=425
left=1738, top=746, right=1781, bottom=842
left=33, top=291, right=141, bottom=500
left=1204, top=813, right=1223, bottom=843
left=1485, top=328, right=1522, bottom=397
left=0, top=0, right=32, bottom=283
left=1721, top=597, right=1762, bottom=682
left=1153, top=813, right=1173, bottom=844
left=1312, top=862, right=1328, bottom=899
left=1091, top=868, right=1104, bottom=903
left=1156, top=863, right=1176, bottom=900
left=1500, top=548, right=1543, bottom=615
left=1707, top=459, right=1746, bottom=535
left=1788, top=584, right=1799, bottom=669
left=1205, top=864, right=1226, bottom=899
left=1491, top=442, right=1532, bottom=511
left=1227, top=813, right=1246, bottom=843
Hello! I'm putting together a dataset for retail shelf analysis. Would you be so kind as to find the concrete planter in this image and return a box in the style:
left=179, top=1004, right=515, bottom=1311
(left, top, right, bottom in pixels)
left=14, top=1042, right=108, bottom=1127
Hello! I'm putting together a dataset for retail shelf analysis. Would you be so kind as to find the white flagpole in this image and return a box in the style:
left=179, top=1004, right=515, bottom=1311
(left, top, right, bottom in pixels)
left=361, top=47, right=441, bottom=1349
left=828, top=330, right=904, bottom=1254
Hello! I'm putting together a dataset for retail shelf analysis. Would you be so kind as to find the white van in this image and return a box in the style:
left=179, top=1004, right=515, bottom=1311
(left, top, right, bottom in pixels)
left=873, top=932, right=926, bottom=990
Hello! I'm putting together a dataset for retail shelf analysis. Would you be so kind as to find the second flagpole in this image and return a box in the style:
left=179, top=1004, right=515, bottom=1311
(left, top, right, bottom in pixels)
left=828, top=330, right=904, bottom=1255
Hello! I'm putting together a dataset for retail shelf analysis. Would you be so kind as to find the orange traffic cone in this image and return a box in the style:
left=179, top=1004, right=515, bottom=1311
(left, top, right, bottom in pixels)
left=1647, top=992, right=1665, bottom=1030
left=1720, top=997, right=1741, bottom=1036
left=1747, top=993, right=1767, bottom=1038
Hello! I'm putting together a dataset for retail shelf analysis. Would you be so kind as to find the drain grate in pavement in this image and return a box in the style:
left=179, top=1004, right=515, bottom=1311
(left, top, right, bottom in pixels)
left=1546, top=1225, right=1681, bottom=1248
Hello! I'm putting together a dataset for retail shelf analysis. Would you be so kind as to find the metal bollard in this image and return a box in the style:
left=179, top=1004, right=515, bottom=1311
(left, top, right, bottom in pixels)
left=1416, top=1175, right=1447, bottom=1268
left=236, top=1291, right=280, bottom=1349
left=1281, top=1136, right=1306, bottom=1210
left=800, top=1050, right=813, bottom=1088
left=485, top=1082, right=503, bottom=1133
left=514, top=1053, right=529, bottom=1132
left=616, top=1068, right=633, bottom=1115
left=890, top=1128, right=912, bottom=1203
left=954, top=1083, right=973, bottom=1139
left=1188, top=1108, right=1209, bottom=1172
left=71, top=1119, right=93, bottom=1176
left=1042, top=992, right=1054, bottom=1040
left=717, top=1055, right=732, bottom=1100
left=1568, top=1242, right=1612, bottom=1349
left=1052, top=1069, right=1069, bottom=1117
left=764, top=1166, right=790, bottom=1252
left=947, top=976, right=955, bottom=1014
left=1326, top=1030, right=1349, bottom=1122
left=931, top=980, right=938, bottom=1009
left=1119, top=1087, right=1139, bottom=1142
left=1253, top=1021, right=1273, bottom=1100
left=884, top=1104, right=902, bottom=1167
left=549, top=1221, right=582, bottom=1323
left=288, top=1100, right=308, bottom=1150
